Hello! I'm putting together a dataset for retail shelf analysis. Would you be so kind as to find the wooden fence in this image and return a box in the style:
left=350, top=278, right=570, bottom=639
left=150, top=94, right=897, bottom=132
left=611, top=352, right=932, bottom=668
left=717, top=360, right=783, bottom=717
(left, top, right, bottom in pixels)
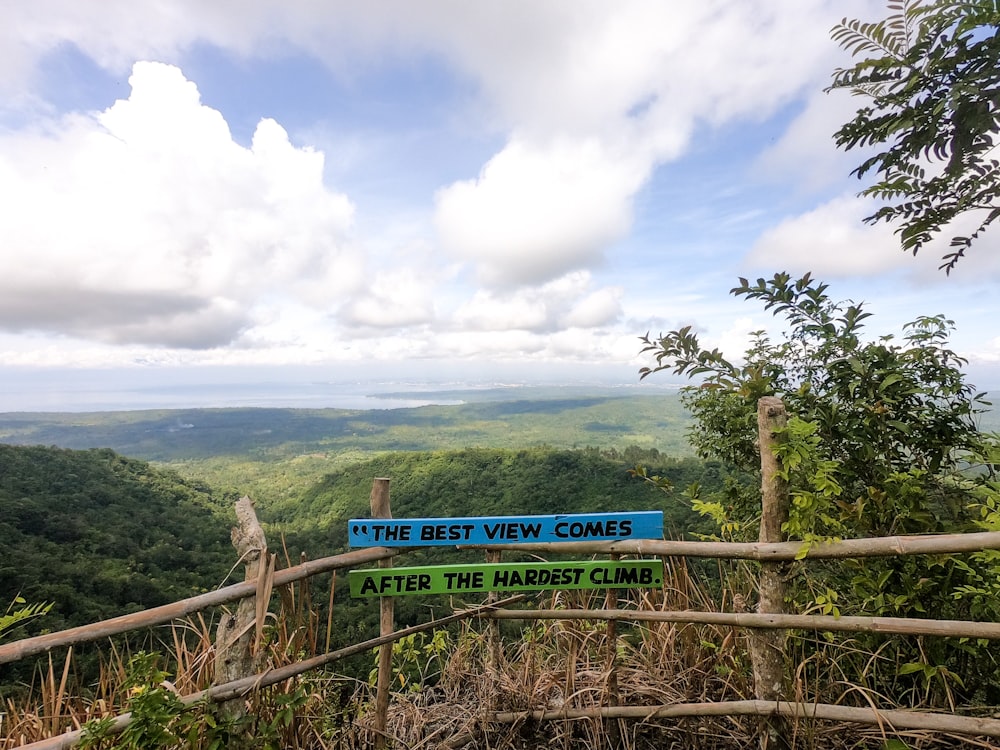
left=4, top=397, right=1000, bottom=748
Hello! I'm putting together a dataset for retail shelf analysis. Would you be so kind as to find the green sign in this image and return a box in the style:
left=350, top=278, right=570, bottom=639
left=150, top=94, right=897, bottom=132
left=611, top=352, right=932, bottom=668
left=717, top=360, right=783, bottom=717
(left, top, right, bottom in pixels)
left=348, top=559, right=664, bottom=597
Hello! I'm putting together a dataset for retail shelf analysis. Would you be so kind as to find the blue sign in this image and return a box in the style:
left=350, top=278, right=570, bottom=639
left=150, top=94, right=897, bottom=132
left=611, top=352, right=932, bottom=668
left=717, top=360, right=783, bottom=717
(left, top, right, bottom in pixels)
left=347, top=511, right=663, bottom=547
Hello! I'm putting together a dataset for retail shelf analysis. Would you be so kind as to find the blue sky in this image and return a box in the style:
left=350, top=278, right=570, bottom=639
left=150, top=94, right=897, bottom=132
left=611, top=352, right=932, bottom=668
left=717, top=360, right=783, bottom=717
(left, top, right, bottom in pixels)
left=2, top=0, right=999, bottom=402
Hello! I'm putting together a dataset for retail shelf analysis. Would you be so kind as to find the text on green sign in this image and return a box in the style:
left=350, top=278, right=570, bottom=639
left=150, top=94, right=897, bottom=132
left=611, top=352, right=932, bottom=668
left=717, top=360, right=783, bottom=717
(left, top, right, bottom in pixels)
left=348, top=559, right=664, bottom=597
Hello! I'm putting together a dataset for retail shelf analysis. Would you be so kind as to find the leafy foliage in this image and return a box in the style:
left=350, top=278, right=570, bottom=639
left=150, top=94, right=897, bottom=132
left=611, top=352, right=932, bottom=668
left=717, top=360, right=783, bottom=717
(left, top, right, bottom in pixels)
left=369, top=629, right=452, bottom=693
left=0, top=389, right=693, bottom=464
left=269, top=446, right=717, bottom=543
left=0, top=446, right=233, bottom=638
left=0, top=596, right=52, bottom=642
left=77, top=651, right=318, bottom=750
left=640, top=272, right=1000, bottom=703
left=829, top=0, right=1000, bottom=271
left=641, top=272, right=989, bottom=538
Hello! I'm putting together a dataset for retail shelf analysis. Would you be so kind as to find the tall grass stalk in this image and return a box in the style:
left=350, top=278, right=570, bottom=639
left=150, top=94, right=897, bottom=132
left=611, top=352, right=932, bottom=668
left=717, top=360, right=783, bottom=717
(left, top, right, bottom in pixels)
left=4, top=556, right=996, bottom=749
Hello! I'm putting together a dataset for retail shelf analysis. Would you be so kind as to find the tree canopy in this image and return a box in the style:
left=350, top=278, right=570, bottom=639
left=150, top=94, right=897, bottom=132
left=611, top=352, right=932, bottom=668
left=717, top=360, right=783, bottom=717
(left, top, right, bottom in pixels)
left=640, top=273, right=1000, bottom=702
left=640, top=272, right=992, bottom=537
left=0, top=446, right=233, bottom=636
left=829, top=0, right=1000, bottom=272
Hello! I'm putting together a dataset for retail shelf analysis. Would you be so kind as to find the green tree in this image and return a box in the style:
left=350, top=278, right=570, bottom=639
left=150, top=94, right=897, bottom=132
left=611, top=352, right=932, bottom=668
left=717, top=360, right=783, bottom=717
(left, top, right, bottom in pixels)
left=0, top=446, right=233, bottom=638
left=641, top=272, right=990, bottom=538
left=639, top=272, right=1000, bottom=703
left=828, top=0, right=1000, bottom=272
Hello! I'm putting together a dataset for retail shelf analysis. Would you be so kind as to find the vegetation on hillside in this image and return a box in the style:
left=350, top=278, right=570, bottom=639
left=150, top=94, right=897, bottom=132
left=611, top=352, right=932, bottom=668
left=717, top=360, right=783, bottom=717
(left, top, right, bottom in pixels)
left=270, top=445, right=718, bottom=538
left=0, top=389, right=692, bottom=464
left=263, top=446, right=726, bottom=674
left=0, top=442, right=723, bottom=686
left=0, top=446, right=233, bottom=639
left=829, top=0, right=1000, bottom=271
left=0, top=389, right=697, bottom=526
left=640, top=272, right=1000, bottom=704
left=3, top=352, right=999, bottom=745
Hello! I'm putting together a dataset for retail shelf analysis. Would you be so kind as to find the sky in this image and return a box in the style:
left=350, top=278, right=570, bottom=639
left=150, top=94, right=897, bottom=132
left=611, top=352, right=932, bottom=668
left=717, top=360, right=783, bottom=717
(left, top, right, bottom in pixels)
left=2, top=0, right=999, bottom=407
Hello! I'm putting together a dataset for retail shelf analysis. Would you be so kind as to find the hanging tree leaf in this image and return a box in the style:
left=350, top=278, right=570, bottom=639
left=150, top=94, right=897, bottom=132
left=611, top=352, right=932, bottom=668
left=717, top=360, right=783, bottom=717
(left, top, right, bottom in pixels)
left=829, top=0, right=1000, bottom=272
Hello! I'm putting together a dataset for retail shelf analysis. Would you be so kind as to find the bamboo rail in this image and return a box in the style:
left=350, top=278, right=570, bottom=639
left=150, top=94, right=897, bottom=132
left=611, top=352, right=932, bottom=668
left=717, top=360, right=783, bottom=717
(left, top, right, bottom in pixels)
left=490, top=700, right=1000, bottom=738
left=0, top=546, right=398, bottom=665
left=16, top=599, right=1000, bottom=749
left=461, top=530, right=1000, bottom=560
left=483, top=607, right=1000, bottom=640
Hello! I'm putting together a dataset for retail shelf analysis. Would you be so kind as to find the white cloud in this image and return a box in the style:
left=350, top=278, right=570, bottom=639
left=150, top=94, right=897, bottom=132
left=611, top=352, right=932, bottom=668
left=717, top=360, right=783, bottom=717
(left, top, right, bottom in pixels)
left=12, top=0, right=995, bottom=379
left=0, top=61, right=361, bottom=348
left=1, top=2, right=862, bottom=121
left=745, top=194, right=911, bottom=277
left=421, top=326, right=636, bottom=365
left=339, top=268, right=439, bottom=329
left=6, top=1, right=877, bottom=300
left=977, top=336, right=1000, bottom=363
left=714, top=316, right=761, bottom=362
left=453, top=271, right=621, bottom=332
left=562, top=287, right=623, bottom=328
left=455, top=291, right=550, bottom=332
left=395, top=1, right=866, bottom=140
left=747, top=192, right=1000, bottom=283
left=435, top=137, right=647, bottom=286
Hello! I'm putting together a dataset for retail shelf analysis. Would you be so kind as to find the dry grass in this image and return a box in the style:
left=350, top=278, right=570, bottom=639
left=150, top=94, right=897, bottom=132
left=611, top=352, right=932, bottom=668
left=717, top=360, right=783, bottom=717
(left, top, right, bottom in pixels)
left=3, top=557, right=999, bottom=749
left=1, top=617, right=213, bottom=748
left=0, top=566, right=324, bottom=749
left=355, top=560, right=755, bottom=749
left=351, top=558, right=999, bottom=750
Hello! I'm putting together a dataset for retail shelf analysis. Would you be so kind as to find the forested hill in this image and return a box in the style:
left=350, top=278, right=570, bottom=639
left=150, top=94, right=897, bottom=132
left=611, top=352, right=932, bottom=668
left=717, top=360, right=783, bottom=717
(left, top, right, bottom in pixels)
left=0, top=445, right=233, bottom=636
left=0, top=443, right=728, bottom=650
left=266, top=446, right=730, bottom=658
left=0, top=389, right=694, bottom=462
left=269, top=447, right=728, bottom=551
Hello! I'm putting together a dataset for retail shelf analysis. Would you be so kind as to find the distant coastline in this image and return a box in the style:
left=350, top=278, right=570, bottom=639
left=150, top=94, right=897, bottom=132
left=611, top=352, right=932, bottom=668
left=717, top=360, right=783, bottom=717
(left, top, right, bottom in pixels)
left=0, top=377, right=683, bottom=414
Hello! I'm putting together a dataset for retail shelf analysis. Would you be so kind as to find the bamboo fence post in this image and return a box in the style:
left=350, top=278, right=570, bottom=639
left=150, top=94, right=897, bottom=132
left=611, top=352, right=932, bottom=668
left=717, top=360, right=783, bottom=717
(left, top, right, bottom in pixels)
left=605, top=553, right=621, bottom=747
left=371, top=478, right=394, bottom=748
left=751, top=397, right=791, bottom=750
left=213, top=496, right=273, bottom=722
left=488, top=701, right=1000, bottom=737
left=485, top=549, right=502, bottom=680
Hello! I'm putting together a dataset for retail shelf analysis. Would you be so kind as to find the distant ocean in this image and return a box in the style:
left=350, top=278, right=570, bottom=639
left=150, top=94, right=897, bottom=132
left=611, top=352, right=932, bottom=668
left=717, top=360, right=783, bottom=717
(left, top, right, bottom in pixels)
left=0, top=364, right=671, bottom=413
left=1, top=368, right=994, bottom=432
left=0, top=379, right=476, bottom=413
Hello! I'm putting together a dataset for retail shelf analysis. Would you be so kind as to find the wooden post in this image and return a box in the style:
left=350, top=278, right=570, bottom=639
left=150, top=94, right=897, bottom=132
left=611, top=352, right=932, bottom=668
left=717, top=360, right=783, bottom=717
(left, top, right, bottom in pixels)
left=605, top=553, right=621, bottom=747
left=214, top=496, right=272, bottom=722
left=485, top=549, right=502, bottom=681
left=371, top=478, right=393, bottom=748
left=751, top=397, right=791, bottom=749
